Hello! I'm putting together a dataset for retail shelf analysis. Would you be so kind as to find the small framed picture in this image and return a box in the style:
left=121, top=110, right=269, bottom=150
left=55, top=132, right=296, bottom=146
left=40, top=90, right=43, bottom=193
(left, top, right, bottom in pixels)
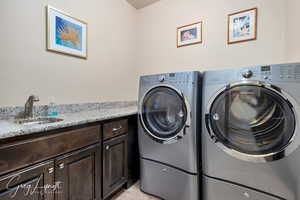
left=47, top=6, right=87, bottom=58
left=228, top=8, right=257, bottom=44
left=177, top=22, right=203, bottom=48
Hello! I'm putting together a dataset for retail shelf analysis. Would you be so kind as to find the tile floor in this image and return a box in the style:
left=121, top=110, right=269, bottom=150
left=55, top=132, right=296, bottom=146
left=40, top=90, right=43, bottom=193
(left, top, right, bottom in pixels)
left=112, top=182, right=160, bottom=200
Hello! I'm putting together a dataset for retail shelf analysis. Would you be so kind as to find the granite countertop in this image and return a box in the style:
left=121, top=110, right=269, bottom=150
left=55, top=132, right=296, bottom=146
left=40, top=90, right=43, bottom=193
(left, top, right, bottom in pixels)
left=0, top=102, right=137, bottom=140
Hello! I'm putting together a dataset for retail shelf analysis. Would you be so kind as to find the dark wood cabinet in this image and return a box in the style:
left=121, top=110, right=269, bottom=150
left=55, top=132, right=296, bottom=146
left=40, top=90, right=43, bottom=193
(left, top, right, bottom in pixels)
left=0, top=115, right=138, bottom=200
left=0, top=125, right=100, bottom=176
left=102, top=135, right=128, bottom=199
left=55, top=144, right=101, bottom=200
left=0, top=160, right=55, bottom=200
left=103, top=119, right=128, bottom=140
left=126, top=115, right=139, bottom=188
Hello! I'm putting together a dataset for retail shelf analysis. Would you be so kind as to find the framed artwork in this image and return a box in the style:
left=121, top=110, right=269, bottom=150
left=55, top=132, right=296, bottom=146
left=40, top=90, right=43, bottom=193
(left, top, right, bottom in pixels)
left=228, top=8, right=257, bottom=44
left=47, top=6, right=87, bottom=58
left=177, top=22, right=203, bottom=48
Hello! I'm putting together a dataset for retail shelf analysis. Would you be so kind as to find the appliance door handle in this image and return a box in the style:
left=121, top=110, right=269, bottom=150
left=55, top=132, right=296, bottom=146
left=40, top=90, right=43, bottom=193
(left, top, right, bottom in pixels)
left=205, top=114, right=218, bottom=143
left=182, top=124, right=190, bottom=137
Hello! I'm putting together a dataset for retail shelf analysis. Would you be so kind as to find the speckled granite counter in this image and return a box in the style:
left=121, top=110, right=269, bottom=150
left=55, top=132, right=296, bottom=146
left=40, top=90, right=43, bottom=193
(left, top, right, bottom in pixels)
left=0, top=102, right=137, bottom=140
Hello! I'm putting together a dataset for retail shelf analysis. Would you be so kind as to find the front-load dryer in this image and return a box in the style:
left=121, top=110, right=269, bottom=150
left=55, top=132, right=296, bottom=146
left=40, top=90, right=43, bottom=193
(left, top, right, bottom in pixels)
left=202, top=63, right=300, bottom=200
left=138, top=72, right=201, bottom=200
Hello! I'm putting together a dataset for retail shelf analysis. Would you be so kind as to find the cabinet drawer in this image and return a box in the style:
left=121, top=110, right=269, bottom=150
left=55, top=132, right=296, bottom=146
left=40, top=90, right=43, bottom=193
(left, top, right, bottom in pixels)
left=0, top=125, right=101, bottom=175
left=103, top=119, right=128, bottom=140
left=203, top=176, right=281, bottom=200
left=0, top=160, right=54, bottom=200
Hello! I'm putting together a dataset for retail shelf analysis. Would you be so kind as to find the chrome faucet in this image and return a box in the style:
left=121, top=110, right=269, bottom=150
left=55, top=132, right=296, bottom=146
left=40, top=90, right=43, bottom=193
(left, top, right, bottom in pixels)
left=23, top=95, right=40, bottom=118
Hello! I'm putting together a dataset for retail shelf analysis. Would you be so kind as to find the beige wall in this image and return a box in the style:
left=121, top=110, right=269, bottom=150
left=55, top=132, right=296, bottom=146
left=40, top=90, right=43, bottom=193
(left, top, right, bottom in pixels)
left=0, top=0, right=138, bottom=107
left=287, top=0, right=300, bottom=62
left=1, top=0, right=298, bottom=107
left=137, top=0, right=288, bottom=75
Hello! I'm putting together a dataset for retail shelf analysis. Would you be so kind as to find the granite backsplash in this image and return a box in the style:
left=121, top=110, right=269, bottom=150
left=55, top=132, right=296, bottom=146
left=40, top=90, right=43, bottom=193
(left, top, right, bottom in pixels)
left=0, top=101, right=137, bottom=120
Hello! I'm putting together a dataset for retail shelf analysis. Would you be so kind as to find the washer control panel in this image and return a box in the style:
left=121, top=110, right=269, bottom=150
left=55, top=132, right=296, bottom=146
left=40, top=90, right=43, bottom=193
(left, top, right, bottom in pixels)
left=141, top=72, right=194, bottom=84
left=157, top=72, right=192, bottom=83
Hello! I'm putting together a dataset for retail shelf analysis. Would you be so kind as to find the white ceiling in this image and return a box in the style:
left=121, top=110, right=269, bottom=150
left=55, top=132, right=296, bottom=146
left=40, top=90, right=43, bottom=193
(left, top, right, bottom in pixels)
left=126, top=0, right=160, bottom=9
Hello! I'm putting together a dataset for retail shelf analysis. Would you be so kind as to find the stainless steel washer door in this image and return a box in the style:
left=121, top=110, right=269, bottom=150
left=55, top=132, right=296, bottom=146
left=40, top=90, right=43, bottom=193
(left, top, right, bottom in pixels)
left=206, top=82, right=297, bottom=162
left=140, top=86, right=188, bottom=143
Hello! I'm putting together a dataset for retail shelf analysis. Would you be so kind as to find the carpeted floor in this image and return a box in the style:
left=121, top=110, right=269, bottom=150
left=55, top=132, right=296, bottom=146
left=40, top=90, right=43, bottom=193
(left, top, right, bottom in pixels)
left=111, top=182, right=161, bottom=200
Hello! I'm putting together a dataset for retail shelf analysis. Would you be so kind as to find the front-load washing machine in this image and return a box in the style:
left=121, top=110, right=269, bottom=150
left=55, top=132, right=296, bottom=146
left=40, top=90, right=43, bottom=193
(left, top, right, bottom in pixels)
left=202, top=63, right=300, bottom=200
left=138, top=71, right=201, bottom=200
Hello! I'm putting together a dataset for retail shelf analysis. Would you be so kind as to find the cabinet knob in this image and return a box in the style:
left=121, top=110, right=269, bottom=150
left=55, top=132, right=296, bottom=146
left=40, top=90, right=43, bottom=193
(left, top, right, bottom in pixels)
left=59, top=163, right=65, bottom=169
left=106, top=145, right=110, bottom=150
left=48, top=167, right=54, bottom=174
left=112, top=126, right=122, bottom=132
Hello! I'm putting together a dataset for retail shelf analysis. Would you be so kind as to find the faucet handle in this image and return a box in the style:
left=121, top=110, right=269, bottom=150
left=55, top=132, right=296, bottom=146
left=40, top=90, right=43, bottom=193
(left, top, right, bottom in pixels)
left=30, top=95, right=40, bottom=102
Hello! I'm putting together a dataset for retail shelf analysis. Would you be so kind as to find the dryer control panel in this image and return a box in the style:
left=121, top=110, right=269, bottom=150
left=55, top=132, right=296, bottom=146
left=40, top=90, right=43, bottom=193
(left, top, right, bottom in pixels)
left=238, top=63, right=300, bottom=82
left=238, top=66, right=272, bottom=81
left=274, top=64, right=300, bottom=81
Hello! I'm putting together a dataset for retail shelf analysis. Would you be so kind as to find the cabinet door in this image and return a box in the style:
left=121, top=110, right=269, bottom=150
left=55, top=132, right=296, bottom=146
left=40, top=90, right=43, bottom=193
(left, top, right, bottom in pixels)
left=0, top=160, right=54, bottom=200
left=103, top=135, right=128, bottom=199
left=55, top=144, right=101, bottom=200
left=126, top=115, right=139, bottom=188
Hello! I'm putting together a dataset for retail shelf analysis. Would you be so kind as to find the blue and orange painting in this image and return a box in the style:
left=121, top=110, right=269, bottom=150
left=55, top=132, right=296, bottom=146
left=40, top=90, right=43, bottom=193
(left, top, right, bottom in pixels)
left=55, top=16, right=82, bottom=51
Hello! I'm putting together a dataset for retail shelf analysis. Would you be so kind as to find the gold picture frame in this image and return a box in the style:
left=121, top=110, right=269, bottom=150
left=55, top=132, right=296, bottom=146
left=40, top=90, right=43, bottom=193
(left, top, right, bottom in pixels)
left=47, top=5, right=88, bottom=59
left=177, top=21, right=203, bottom=48
left=228, top=8, right=258, bottom=44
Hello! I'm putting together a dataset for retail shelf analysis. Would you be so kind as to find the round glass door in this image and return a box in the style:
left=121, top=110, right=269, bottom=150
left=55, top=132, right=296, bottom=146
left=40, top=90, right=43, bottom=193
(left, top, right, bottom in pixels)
left=208, top=85, right=296, bottom=155
left=140, top=86, right=187, bottom=141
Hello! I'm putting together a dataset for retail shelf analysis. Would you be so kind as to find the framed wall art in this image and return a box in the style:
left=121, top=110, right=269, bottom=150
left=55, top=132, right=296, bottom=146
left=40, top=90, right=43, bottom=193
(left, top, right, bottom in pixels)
left=228, top=8, right=257, bottom=44
left=47, top=6, right=87, bottom=58
left=177, top=21, right=203, bottom=48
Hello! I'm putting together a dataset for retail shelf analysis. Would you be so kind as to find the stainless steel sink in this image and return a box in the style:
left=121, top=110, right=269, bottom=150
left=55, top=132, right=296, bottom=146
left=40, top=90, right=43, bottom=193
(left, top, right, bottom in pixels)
left=15, top=117, right=63, bottom=125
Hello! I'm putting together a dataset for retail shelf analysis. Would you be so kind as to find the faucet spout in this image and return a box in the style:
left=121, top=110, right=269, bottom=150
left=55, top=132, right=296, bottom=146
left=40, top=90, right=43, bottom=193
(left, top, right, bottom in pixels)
left=23, top=95, right=40, bottom=118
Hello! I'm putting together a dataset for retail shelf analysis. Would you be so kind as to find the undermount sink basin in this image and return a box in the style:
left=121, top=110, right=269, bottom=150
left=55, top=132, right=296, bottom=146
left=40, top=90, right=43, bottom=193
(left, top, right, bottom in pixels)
left=15, top=117, right=63, bottom=125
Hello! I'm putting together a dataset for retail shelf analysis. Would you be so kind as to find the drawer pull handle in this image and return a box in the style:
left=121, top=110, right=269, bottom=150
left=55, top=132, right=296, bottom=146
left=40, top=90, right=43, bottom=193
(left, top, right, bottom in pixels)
left=112, top=126, right=122, bottom=132
left=48, top=167, right=54, bottom=174
left=106, top=145, right=110, bottom=150
left=243, top=192, right=250, bottom=198
left=59, top=163, right=65, bottom=169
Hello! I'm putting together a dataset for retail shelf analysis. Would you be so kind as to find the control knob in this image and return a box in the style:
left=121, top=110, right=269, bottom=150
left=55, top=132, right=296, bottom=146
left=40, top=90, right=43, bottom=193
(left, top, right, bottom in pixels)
left=159, top=75, right=165, bottom=82
left=242, top=70, right=253, bottom=79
